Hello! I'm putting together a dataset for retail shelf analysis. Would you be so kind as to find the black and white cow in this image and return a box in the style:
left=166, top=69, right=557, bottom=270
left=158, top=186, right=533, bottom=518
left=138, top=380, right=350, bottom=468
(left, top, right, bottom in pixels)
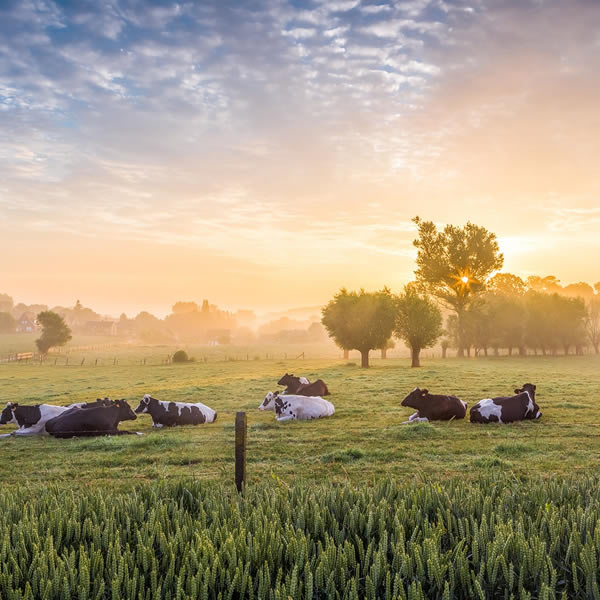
left=134, top=394, right=217, bottom=427
left=0, top=398, right=110, bottom=437
left=45, top=399, right=137, bottom=438
left=260, top=391, right=334, bottom=422
left=401, top=388, right=467, bottom=423
left=470, top=383, right=541, bottom=424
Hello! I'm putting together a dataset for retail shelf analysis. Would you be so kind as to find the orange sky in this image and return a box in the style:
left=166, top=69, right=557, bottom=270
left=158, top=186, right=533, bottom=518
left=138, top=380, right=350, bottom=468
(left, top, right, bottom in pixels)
left=1, top=0, right=599, bottom=316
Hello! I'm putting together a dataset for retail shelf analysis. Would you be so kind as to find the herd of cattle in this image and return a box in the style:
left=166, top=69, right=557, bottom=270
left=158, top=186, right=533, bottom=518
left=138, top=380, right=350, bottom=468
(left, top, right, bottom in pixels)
left=0, top=372, right=542, bottom=439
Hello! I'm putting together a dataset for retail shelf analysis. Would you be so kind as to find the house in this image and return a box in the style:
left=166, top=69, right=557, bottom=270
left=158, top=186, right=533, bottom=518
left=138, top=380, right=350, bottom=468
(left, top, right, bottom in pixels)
left=83, top=321, right=118, bottom=336
left=16, top=313, right=38, bottom=333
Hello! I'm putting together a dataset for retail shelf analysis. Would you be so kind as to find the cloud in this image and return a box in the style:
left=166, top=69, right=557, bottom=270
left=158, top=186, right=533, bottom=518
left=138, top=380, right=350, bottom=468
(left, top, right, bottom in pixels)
left=1, top=0, right=600, bottom=311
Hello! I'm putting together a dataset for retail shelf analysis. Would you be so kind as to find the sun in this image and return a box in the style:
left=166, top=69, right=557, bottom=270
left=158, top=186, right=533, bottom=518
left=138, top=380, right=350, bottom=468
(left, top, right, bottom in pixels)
left=450, top=267, right=479, bottom=296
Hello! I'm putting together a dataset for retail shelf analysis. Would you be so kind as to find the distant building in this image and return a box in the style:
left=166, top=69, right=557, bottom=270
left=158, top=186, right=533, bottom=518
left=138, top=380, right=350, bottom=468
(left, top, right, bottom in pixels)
left=83, top=321, right=118, bottom=336
left=16, top=313, right=37, bottom=333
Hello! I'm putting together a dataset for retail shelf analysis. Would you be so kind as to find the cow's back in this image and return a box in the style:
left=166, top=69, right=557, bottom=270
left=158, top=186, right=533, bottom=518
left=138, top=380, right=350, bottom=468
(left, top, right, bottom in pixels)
left=420, top=395, right=466, bottom=421
left=46, top=406, right=118, bottom=438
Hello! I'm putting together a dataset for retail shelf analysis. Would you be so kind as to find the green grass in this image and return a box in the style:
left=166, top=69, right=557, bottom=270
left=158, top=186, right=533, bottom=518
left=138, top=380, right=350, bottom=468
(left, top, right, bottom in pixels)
left=1, top=353, right=600, bottom=488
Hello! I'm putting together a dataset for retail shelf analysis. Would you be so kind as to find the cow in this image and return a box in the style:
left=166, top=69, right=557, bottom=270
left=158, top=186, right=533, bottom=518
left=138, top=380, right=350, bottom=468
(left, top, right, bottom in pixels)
left=277, top=373, right=311, bottom=394
left=260, top=391, right=334, bottom=422
left=0, top=398, right=111, bottom=437
left=401, top=388, right=467, bottom=423
left=470, top=383, right=541, bottom=424
left=45, top=399, right=137, bottom=438
left=134, top=394, right=217, bottom=427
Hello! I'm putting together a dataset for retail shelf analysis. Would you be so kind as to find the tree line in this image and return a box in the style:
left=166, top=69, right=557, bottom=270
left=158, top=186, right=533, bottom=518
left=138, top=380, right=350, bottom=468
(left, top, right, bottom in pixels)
left=321, top=218, right=600, bottom=367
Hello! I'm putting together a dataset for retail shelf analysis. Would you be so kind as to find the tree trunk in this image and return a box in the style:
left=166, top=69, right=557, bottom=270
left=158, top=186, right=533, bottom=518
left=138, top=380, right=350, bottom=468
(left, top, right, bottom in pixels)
left=441, top=347, right=447, bottom=359
left=564, top=345, right=569, bottom=356
left=360, top=350, right=369, bottom=368
left=494, top=347, right=499, bottom=357
left=508, top=347, right=513, bottom=357
left=484, top=347, right=488, bottom=357
left=518, top=346, right=526, bottom=357
left=381, top=348, right=387, bottom=359
left=594, top=343, right=599, bottom=354
left=466, top=347, right=471, bottom=358
left=343, top=349, right=349, bottom=360
left=411, top=348, right=421, bottom=368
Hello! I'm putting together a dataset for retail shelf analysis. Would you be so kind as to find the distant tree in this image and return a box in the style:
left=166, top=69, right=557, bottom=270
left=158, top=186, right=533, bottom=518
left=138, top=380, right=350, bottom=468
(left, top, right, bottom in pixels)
left=321, top=288, right=396, bottom=368
left=394, top=287, right=443, bottom=367
left=0, top=293, right=13, bottom=313
left=488, top=273, right=526, bottom=296
left=0, top=312, right=16, bottom=333
left=554, top=295, right=587, bottom=355
left=379, top=338, right=395, bottom=359
left=172, top=301, right=199, bottom=314
left=412, top=217, right=503, bottom=356
left=527, top=275, right=562, bottom=294
left=562, top=282, right=595, bottom=300
left=587, top=298, right=600, bottom=354
left=441, top=339, right=449, bottom=358
left=35, top=311, right=72, bottom=355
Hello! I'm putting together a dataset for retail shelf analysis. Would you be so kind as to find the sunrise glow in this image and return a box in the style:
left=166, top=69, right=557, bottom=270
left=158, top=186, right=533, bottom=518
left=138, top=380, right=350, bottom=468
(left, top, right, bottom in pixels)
left=1, top=1, right=599, bottom=315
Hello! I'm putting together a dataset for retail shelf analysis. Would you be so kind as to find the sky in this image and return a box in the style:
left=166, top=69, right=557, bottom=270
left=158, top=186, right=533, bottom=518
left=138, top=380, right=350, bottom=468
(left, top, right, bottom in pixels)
left=1, top=0, right=599, bottom=317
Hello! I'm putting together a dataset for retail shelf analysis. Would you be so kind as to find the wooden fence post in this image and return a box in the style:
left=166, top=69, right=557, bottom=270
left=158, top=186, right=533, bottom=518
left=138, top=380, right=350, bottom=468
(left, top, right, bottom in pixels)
left=235, top=412, right=247, bottom=493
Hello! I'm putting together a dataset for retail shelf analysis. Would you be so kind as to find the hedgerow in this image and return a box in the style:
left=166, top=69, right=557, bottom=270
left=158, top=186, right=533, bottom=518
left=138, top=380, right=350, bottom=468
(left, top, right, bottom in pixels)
left=1, top=476, right=599, bottom=599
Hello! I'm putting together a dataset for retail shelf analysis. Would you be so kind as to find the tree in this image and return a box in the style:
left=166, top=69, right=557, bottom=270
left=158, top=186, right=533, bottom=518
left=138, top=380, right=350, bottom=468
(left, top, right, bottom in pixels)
left=35, top=311, right=72, bottom=355
left=394, top=287, right=443, bottom=367
left=321, top=288, right=396, bottom=368
left=488, top=273, right=526, bottom=296
left=379, top=338, right=395, bottom=359
left=0, top=293, right=13, bottom=313
left=588, top=298, right=600, bottom=354
left=0, top=312, right=16, bottom=333
left=412, top=217, right=504, bottom=356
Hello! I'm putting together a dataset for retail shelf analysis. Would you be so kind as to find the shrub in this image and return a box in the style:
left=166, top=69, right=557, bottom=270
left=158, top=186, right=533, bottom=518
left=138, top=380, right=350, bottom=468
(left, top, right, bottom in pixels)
left=172, top=350, right=189, bottom=363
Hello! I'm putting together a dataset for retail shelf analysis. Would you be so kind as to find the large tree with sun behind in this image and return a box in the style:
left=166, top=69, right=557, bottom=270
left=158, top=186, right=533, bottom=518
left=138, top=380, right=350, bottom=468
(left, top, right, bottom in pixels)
left=412, top=217, right=504, bottom=357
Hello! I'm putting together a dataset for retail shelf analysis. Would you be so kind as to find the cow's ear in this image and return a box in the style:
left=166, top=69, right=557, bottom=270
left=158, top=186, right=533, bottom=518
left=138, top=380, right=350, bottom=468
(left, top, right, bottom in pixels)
left=514, top=388, right=521, bottom=394
left=421, top=389, right=428, bottom=396
left=532, top=385, right=537, bottom=391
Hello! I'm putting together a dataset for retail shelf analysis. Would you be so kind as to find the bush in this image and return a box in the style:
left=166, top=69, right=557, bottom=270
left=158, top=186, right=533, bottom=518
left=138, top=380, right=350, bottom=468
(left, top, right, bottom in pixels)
left=172, top=350, right=189, bottom=363
left=2, top=477, right=600, bottom=599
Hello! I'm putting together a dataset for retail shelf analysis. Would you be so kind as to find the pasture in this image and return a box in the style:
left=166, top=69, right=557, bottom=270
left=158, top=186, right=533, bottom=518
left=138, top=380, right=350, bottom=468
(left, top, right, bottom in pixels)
left=1, top=352, right=599, bottom=488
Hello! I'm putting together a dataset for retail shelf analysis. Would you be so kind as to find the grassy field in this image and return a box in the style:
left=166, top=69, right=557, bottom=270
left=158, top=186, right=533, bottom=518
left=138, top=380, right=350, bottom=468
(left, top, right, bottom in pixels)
left=1, top=354, right=599, bottom=488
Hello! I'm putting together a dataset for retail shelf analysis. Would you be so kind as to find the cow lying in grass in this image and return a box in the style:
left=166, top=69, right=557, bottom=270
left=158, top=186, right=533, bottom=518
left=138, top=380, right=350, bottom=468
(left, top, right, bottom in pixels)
left=134, top=394, right=217, bottom=427
left=277, top=373, right=331, bottom=396
left=400, top=388, right=467, bottom=423
left=0, top=398, right=111, bottom=437
left=470, top=383, right=541, bottom=424
left=260, top=391, right=335, bottom=422
left=45, top=399, right=138, bottom=438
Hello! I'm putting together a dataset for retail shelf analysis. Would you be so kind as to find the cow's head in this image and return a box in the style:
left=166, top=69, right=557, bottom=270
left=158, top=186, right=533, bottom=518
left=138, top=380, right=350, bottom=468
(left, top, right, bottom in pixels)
left=515, top=384, right=541, bottom=419
left=115, top=399, right=137, bottom=421
left=0, top=402, right=17, bottom=425
left=277, top=373, right=294, bottom=386
left=259, top=391, right=278, bottom=411
left=401, top=387, right=429, bottom=409
left=134, top=394, right=154, bottom=414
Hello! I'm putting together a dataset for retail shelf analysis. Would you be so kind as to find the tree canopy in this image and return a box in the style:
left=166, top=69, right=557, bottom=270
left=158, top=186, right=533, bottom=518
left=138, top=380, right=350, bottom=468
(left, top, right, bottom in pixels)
left=321, top=288, right=396, bottom=367
left=35, top=311, right=72, bottom=354
left=412, top=216, right=504, bottom=355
